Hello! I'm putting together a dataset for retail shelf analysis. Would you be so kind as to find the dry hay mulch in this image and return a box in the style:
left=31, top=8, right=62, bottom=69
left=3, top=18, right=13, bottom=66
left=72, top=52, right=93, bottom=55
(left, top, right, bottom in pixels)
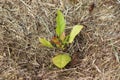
left=0, top=0, right=120, bottom=80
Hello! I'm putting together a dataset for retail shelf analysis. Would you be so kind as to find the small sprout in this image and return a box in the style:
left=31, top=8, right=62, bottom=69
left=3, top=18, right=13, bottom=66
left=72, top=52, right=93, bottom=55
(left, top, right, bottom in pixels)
left=39, top=10, right=83, bottom=68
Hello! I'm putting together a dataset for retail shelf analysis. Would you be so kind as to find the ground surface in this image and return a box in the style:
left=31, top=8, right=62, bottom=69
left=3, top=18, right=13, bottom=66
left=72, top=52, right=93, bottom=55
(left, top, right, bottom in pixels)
left=0, top=0, right=120, bottom=80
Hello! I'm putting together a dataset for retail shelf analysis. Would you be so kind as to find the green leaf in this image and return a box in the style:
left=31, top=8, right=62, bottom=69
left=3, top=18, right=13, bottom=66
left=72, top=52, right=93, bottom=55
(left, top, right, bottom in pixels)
left=39, top=38, right=54, bottom=48
left=69, top=25, right=83, bottom=43
left=52, top=54, right=71, bottom=68
left=62, top=35, right=69, bottom=46
left=56, top=10, right=66, bottom=37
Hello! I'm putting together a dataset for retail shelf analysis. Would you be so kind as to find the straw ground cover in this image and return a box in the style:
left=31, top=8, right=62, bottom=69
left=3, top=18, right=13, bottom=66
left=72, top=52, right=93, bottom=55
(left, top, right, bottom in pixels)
left=0, top=0, right=120, bottom=80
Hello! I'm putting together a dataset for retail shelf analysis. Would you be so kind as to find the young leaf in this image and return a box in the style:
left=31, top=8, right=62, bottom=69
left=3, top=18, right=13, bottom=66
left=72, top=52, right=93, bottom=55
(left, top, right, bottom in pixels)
left=56, top=10, right=66, bottom=37
left=61, top=35, right=69, bottom=48
left=52, top=54, right=71, bottom=68
left=60, top=32, right=65, bottom=41
left=51, top=36, right=61, bottom=47
left=69, top=25, right=83, bottom=43
left=39, top=38, right=54, bottom=48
